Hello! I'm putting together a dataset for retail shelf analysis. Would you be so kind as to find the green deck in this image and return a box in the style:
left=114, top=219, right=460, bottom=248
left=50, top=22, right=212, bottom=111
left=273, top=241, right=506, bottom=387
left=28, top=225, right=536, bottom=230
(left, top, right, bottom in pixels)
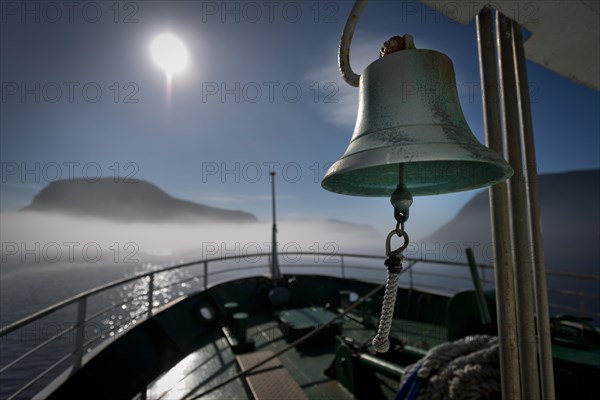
left=40, top=274, right=598, bottom=400
left=141, top=308, right=447, bottom=400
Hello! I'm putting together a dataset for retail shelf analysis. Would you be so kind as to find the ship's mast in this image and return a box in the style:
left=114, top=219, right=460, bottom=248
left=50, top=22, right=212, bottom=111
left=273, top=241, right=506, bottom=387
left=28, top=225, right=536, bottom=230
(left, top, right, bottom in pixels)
left=270, top=171, right=281, bottom=281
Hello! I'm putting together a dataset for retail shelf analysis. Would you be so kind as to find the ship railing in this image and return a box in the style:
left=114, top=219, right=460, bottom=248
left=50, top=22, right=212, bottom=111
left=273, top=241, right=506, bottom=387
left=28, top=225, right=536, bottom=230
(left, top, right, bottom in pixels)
left=0, top=252, right=598, bottom=400
left=543, top=270, right=600, bottom=318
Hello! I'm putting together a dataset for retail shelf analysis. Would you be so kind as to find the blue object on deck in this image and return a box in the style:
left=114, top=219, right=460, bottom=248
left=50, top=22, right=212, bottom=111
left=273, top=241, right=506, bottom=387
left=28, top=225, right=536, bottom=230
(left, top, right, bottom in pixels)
left=395, top=364, right=421, bottom=400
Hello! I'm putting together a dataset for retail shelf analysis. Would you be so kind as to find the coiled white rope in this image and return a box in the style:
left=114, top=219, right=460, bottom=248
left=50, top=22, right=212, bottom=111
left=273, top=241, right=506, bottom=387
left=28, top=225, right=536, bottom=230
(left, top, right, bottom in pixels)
left=399, top=335, right=500, bottom=400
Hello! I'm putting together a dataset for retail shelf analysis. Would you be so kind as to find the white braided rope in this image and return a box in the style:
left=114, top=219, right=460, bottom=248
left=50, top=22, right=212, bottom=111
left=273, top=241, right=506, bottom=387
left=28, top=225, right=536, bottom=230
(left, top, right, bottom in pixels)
left=372, top=271, right=400, bottom=352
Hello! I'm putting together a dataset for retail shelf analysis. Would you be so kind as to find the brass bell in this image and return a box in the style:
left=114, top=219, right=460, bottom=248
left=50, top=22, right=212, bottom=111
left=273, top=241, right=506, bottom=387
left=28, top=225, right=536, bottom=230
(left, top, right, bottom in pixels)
left=322, top=49, right=513, bottom=196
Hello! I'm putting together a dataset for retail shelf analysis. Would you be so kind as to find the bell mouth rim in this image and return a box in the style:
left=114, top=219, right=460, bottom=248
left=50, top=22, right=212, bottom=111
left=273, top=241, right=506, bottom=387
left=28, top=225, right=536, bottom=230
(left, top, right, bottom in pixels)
left=321, top=144, right=514, bottom=197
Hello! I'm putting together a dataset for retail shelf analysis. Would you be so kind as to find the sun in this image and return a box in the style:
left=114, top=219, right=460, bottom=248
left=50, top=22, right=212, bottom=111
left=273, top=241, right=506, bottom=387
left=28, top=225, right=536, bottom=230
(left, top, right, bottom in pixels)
left=150, top=33, right=189, bottom=79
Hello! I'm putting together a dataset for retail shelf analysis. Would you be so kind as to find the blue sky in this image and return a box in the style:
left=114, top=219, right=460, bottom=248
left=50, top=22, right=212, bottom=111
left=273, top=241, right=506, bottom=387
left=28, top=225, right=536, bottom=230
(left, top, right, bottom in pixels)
left=1, top=0, right=599, bottom=240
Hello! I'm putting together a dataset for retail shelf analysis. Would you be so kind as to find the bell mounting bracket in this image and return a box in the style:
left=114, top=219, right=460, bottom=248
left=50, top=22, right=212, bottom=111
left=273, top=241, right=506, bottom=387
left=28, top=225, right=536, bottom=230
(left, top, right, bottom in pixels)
left=339, top=0, right=415, bottom=87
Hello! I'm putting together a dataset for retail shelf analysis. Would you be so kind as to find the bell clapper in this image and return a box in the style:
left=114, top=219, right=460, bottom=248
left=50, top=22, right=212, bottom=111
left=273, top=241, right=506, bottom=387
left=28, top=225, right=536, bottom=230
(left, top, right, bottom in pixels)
left=372, top=165, right=413, bottom=353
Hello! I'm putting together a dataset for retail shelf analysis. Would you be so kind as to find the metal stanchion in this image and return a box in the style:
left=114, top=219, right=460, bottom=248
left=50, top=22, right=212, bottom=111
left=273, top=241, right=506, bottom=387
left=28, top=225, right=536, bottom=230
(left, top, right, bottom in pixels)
left=476, top=8, right=521, bottom=398
left=511, top=20, right=556, bottom=400
left=496, top=12, right=541, bottom=400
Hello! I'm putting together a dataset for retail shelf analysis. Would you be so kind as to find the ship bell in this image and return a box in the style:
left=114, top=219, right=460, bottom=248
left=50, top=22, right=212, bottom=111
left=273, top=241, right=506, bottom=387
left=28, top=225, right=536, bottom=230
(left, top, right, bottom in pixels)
left=322, top=49, right=513, bottom=196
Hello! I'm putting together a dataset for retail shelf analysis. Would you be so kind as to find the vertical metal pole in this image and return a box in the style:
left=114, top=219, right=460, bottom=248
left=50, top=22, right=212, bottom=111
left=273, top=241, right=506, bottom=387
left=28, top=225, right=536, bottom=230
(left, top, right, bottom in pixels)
left=579, top=278, right=585, bottom=316
left=497, top=11, right=541, bottom=400
left=476, top=8, right=522, bottom=399
left=147, top=274, right=154, bottom=318
left=73, top=297, right=87, bottom=371
left=466, top=248, right=493, bottom=325
left=340, top=255, right=346, bottom=279
left=512, top=21, right=556, bottom=400
left=204, top=261, right=208, bottom=291
left=270, top=171, right=281, bottom=281
left=480, top=264, right=486, bottom=287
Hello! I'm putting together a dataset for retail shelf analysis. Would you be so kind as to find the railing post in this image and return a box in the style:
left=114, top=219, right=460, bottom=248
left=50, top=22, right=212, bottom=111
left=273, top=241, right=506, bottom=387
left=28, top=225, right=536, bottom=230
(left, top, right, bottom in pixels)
left=579, top=277, right=585, bottom=317
left=408, top=263, right=413, bottom=291
left=72, top=297, right=87, bottom=371
left=204, top=261, right=208, bottom=291
left=147, top=274, right=154, bottom=318
left=340, top=255, right=346, bottom=279
left=479, top=265, right=485, bottom=287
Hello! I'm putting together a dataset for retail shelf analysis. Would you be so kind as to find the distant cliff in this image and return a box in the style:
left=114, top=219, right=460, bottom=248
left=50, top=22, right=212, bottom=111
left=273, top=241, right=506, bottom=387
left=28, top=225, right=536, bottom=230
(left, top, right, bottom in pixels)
left=22, top=179, right=257, bottom=223
left=423, top=169, right=600, bottom=273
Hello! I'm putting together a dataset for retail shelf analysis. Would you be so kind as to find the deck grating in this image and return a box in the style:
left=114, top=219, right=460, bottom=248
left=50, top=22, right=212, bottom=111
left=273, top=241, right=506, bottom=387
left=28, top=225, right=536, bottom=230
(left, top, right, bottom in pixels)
left=237, top=351, right=308, bottom=400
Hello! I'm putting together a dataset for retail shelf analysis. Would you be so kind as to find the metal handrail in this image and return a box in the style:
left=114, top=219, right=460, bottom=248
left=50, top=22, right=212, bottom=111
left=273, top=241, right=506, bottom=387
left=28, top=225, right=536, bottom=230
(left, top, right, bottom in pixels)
left=0, top=326, right=74, bottom=375
left=0, top=252, right=490, bottom=337
left=0, top=251, right=597, bottom=400
left=544, top=271, right=600, bottom=280
left=6, top=354, right=72, bottom=400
